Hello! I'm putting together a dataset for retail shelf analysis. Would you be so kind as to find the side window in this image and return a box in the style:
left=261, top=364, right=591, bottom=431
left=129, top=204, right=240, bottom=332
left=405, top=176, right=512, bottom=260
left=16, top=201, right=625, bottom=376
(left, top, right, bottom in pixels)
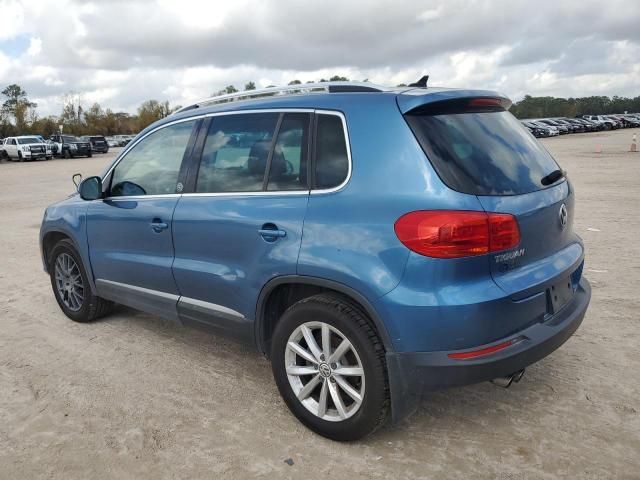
left=196, top=113, right=279, bottom=193
left=110, top=120, right=195, bottom=197
left=267, top=113, right=310, bottom=191
left=314, top=114, right=349, bottom=190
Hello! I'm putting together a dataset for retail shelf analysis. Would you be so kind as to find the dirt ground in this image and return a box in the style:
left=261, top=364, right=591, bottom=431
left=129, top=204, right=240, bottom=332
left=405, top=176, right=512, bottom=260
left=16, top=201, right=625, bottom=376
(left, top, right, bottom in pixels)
left=1, top=130, right=639, bottom=480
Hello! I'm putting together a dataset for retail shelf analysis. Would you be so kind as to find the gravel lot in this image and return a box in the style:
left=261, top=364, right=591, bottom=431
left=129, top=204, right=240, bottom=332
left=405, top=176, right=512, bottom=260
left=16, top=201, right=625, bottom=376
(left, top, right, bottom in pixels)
left=1, top=130, right=639, bottom=480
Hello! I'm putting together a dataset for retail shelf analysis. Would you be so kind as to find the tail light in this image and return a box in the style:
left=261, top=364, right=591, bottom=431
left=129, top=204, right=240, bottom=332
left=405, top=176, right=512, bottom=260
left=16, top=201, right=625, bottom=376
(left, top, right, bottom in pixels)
left=394, top=210, right=520, bottom=259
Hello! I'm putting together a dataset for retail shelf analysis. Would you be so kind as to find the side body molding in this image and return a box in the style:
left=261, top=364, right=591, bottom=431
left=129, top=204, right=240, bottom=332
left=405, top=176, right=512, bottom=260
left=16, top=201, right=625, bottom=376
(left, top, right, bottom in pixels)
left=95, top=279, right=249, bottom=342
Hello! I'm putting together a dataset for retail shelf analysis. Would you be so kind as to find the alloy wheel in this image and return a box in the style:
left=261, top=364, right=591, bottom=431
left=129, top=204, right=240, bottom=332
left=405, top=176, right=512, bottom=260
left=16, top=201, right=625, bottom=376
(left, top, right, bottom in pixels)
left=54, top=253, right=84, bottom=312
left=285, top=321, right=365, bottom=422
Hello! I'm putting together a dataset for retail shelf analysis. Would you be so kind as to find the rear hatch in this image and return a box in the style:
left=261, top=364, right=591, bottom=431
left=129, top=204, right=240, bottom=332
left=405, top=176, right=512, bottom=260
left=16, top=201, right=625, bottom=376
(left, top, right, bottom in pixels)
left=401, top=92, right=584, bottom=304
left=90, top=137, right=107, bottom=147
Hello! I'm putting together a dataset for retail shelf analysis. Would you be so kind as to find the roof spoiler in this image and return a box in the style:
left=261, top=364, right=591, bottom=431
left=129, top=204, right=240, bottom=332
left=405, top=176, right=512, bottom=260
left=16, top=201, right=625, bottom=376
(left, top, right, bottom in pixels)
left=396, top=89, right=512, bottom=114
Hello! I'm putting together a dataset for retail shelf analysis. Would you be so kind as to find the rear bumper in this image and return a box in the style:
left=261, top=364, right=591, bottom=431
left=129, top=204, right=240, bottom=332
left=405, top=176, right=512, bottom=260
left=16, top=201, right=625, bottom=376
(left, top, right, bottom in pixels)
left=386, top=277, right=591, bottom=423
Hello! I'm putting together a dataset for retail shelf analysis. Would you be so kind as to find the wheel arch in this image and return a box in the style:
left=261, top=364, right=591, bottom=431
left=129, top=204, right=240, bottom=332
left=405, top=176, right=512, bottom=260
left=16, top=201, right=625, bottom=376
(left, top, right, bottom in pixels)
left=255, top=275, right=394, bottom=356
left=41, top=228, right=97, bottom=294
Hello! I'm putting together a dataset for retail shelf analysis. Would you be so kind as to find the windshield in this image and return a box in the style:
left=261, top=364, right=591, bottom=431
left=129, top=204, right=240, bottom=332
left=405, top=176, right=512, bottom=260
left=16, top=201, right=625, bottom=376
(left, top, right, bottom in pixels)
left=63, top=136, right=79, bottom=142
left=18, top=137, right=41, bottom=144
left=405, top=110, right=561, bottom=196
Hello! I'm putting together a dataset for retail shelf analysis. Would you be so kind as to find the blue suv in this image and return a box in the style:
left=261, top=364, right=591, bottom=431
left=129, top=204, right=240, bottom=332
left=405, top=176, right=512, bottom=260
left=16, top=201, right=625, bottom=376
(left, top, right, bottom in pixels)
left=40, top=81, right=591, bottom=440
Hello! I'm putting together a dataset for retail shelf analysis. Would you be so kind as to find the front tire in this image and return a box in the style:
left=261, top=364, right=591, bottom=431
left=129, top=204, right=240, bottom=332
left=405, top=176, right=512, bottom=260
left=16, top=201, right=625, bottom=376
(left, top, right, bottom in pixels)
left=271, top=294, right=389, bottom=441
left=49, top=239, right=113, bottom=322
left=64, top=149, right=71, bottom=159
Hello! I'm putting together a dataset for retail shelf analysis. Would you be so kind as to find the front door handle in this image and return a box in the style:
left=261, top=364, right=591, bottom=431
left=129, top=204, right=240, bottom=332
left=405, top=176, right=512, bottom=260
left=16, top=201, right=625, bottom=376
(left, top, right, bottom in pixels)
left=259, top=223, right=287, bottom=242
left=151, top=219, right=169, bottom=233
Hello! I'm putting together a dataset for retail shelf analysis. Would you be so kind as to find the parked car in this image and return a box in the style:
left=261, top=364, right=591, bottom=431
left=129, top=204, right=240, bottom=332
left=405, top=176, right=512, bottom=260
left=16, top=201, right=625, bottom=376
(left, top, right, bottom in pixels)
left=529, top=120, right=560, bottom=136
left=573, top=118, right=601, bottom=131
left=81, top=135, right=109, bottom=153
left=49, top=134, right=93, bottom=158
left=113, top=134, right=132, bottom=147
left=40, top=82, right=591, bottom=441
left=2, top=135, right=53, bottom=161
left=537, top=119, right=570, bottom=134
left=520, top=120, right=557, bottom=137
left=621, top=115, right=640, bottom=127
left=602, top=115, right=624, bottom=129
left=565, top=118, right=592, bottom=132
left=583, top=115, right=616, bottom=130
left=558, top=118, right=586, bottom=133
left=105, top=136, right=120, bottom=148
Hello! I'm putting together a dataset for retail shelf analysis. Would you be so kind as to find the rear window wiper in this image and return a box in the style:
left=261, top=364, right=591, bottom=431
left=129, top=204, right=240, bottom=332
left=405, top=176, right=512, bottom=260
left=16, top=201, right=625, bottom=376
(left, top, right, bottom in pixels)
left=541, top=169, right=565, bottom=186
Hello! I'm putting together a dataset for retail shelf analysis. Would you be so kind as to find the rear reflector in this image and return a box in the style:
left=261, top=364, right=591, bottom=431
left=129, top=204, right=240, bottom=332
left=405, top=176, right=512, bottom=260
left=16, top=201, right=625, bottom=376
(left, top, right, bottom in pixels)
left=394, top=210, right=520, bottom=259
left=447, top=339, right=515, bottom=360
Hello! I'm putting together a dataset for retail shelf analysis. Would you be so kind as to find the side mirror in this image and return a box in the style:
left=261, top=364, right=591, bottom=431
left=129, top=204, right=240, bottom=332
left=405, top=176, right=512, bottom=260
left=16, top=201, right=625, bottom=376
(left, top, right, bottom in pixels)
left=78, top=176, right=102, bottom=200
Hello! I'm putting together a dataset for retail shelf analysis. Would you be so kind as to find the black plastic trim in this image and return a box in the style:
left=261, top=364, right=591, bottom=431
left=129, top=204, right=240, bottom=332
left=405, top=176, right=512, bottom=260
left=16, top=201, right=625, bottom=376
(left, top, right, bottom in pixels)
left=327, top=85, right=383, bottom=93
left=254, top=275, right=394, bottom=355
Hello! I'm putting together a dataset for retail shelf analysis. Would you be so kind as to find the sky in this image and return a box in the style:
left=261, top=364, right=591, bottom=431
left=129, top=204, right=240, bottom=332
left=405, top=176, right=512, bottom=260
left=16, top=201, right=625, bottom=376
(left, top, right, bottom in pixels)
left=1, top=0, right=639, bottom=117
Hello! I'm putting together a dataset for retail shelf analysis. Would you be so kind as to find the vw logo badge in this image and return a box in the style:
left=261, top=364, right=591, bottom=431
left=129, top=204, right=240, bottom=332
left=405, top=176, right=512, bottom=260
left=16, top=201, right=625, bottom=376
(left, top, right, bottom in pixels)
left=559, top=203, right=568, bottom=229
left=319, top=363, right=332, bottom=378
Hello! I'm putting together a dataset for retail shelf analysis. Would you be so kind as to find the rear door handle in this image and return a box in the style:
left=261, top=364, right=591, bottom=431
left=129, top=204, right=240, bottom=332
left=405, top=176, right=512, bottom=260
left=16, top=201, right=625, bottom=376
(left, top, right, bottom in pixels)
left=151, top=219, right=169, bottom=233
left=259, top=223, right=287, bottom=242
left=259, top=229, right=287, bottom=238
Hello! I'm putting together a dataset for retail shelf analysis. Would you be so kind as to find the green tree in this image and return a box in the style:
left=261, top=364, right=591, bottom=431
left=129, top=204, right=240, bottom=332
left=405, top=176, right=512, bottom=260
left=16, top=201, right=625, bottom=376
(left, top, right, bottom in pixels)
left=288, top=80, right=302, bottom=85
left=244, top=82, right=256, bottom=91
left=329, top=75, right=349, bottom=82
left=214, top=85, right=239, bottom=96
left=509, top=94, right=640, bottom=119
left=29, top=116, right=58, bottom=137
left=1, top=84, right=37, bottom=130
left=136, top=99, right=172, bottom=131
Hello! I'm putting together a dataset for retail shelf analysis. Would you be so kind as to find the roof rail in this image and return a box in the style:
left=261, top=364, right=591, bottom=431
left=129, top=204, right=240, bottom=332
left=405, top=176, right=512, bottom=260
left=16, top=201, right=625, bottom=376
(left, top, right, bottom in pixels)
left=174, top=82, right=388, bottom=114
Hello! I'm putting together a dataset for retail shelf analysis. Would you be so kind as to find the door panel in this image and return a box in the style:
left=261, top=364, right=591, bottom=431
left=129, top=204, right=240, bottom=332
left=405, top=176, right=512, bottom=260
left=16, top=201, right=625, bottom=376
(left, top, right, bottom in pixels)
left=171, top=111, right=311, bottom=341
left=87, top=119, right=198, bottom=320
left=88, top=197, right=181, bottom=295
left=172, top=194, right=309, bottom=340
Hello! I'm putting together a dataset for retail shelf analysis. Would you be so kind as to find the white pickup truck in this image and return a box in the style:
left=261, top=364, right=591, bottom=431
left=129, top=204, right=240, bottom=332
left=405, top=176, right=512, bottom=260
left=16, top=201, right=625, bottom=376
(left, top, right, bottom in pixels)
left=2, top=135, right=53, bottom=161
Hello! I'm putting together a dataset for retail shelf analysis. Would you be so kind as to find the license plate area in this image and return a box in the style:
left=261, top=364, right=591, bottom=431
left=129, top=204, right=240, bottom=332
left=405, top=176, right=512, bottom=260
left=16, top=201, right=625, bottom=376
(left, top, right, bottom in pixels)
left=547, top=276, right=574, bottom=314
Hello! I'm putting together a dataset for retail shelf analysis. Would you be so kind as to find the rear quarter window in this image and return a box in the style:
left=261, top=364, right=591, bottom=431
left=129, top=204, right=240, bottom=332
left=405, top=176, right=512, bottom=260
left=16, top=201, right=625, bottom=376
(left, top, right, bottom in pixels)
left=405, top=110, right=561, bottom=196
left=314, top=114, right=349, bottom=190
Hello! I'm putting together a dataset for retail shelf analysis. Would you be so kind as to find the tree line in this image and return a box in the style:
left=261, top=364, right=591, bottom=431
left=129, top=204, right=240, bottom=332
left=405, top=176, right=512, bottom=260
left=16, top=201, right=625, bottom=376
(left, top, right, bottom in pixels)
left=2, top=80, right=639, bottom=138
left=509, top=94, right=640, bottom=119
left=0, top=84, right=177, bottom=138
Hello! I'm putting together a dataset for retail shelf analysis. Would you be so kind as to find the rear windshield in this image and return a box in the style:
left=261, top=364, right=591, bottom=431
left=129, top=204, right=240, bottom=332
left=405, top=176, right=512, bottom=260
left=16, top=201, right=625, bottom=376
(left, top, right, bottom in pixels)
left=405, top=110, right=561, bottom=196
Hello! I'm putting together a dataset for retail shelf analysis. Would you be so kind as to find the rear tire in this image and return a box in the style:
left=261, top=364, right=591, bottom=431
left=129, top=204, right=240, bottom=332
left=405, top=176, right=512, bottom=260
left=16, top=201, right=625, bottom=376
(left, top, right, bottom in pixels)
left=18, top=152, right=23, bottom=162
left=271, top=293, right=389, bottom=441
left=49, top=239, right=113, bottom=322
left=88, top=152, right=93, bottom=158
left=64, top=149, right=71, bottom=159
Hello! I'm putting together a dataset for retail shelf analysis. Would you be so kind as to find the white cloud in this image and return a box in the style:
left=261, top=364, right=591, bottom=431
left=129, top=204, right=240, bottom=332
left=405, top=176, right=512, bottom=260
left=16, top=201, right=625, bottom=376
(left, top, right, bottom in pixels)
left=26, top=36, right=42, bottom=56
left=0, top=0, right=24, bottom=40
left=0, top=0, right=638, bottom=117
